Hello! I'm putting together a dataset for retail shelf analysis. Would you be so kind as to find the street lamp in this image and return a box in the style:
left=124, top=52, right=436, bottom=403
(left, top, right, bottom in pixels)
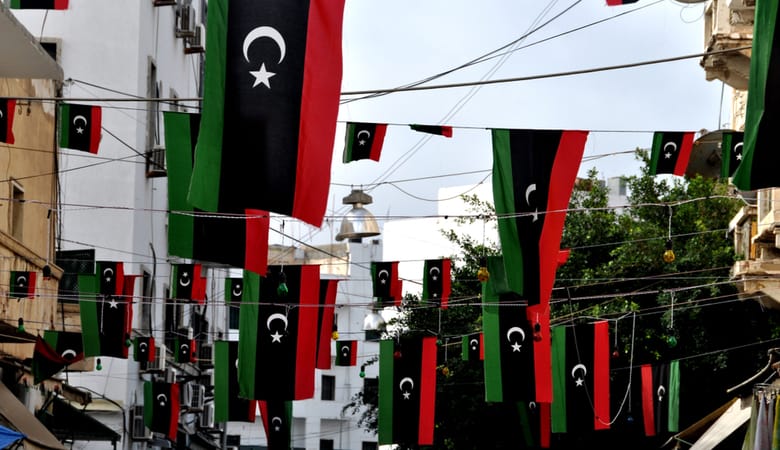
left=335, top=189, right=380, bottom=242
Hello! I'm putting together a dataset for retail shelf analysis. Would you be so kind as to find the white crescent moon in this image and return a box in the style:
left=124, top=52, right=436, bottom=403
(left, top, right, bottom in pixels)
left=266, top=313, right=289, bottom=331
left=16, top=275, right=26, bottom=285
left=62, top=349, right=78, bottom=359
left=235, top=358, right=239, bottom=369
left=378, top=269, right=389, bottom=279
left=180, top=343, right=189, bottom=353
left=429, top=266, right=441, bottom=278
left=734, top=142, right=743, bottom=154
left=356, top=129, right=371, bottom=141
left=156, top=394, right=168, bottom=405
left=571, top=363, right=587, bottom=379
left=469, top=338, right=479, bottom=350
left=139, top=342, right=148, bottom=351
left=271, top=416, right=283, bottom=426
left=341, top=345, right=350, bottom=356
left=399, top=377, right=414, bottom=391
left=506, top=326, right=526, bottom=343
left=657, top=385, right=666, bottom=398
left=232, top=283, right=243, bottom=298
left=73, top=115, right=88, bottom=127
left=0, top=110, right=4, bottom=119
left=525, top=183, right=537, bottom=205
left=664, top=142, right=678, bottom=153
left=243, top=26, right=286, bottom=64
left=103, top=268, right=114, bottom=281
left=179, top=271, right=191, bottom=287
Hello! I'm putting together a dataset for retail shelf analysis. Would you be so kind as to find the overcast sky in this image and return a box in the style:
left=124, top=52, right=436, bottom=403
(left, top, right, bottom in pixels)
left=282, top=0, right=726, bottom=244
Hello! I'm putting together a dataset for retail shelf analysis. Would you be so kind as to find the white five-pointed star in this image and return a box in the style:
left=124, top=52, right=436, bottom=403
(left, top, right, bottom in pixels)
left=737, top=153, right=743, bottom=160
left=575, top=377, right=584, bottom=387
left=108, top=298, right=119, bottom=309
left=250, top=63, right=275, bottom=88
left=270, top=331, right=283, bottom=343
left=380, top=279, right=387, bottom=284
left=76, top=127, right=84, bottom=134
left=664, top=152, right=672, bottom=159
left=511, top=342, right=522, bottom=352
left=274, top=426, right=280, bottom=432
left=402, top=391, right=411, bottom=400
left=358, top=139, right=367, bottom=145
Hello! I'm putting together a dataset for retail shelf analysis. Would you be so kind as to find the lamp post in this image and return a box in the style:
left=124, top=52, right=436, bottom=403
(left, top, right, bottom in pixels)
left=335, top=189, right=380, bottom=242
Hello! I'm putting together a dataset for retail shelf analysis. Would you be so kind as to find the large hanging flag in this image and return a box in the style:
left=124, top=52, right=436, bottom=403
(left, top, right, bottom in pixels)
left=335, top=340, right=357, bottom=366
left=32, top=331, right=84, bottom=384
left=551, top=322, right=610, bottom=434
left=133, top=336, right=156, bottom=363
left=315, top=279, right=339, bottom=370
left=372, top=261, right=402, bottom=307
left=721, top=131, right=745, bottom=179
left=9, top=0, right=68, bottom=8
left=175, top=336, right=196, bottom=364
left=482, top=256, right=536, bottom=403
left=343, top=122, right=388, bottom=163
left=641, top=360, right=680, bottom=436
left=0, top=98, right=16, bottom=144
left=59, top=103, right=101, bottom=154
left=259, top=400, right=292, bottom=450
left=378, top=336, right=437, bottom=446
left=164, top=111, right=269, bottom=274
left=422, top=259, right=451, bottom=308
left=9, top=270, right=36, bottom=299
left=238, top=266, right=319, bottom=400
left=78, top=261, right=132, bottom=358
left=648, top=131, right=695, bottom=176
left=214, top=340, right=257, bottom=423
left=410, top=124, right=453, bottom=137
left=188, top=0, right=346, bottom=227
left=170, top=263, right=207, bottom=304
left=491, top=129, right=587, bottom=305
left=733, top=0, right=780, bottom=190
left=461, top=332, right=484, bottom=362
left=144, top=381, right=180, bottom=441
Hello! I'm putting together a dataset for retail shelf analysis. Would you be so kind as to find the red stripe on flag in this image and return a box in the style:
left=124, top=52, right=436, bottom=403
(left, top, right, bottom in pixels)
left=316, top=280, right=339, bottom=370
left=441, top=126, right=453, bottom=137
left=369, top=124, right=387, bottom=161
left=528, top=304, right=551, bottom=403
left=418, top=336, right=437, bottom=445
left=123, top=274, right=140, bottom=359
left=349, top=341, right=358, bottom=366
left=673, top=132, right=695, bottom=176
left=89, top=105, right=102, bottom=154
left=641, top=364, right=656, bottom=436
left=540, top=402, right=551, bottom=448
left=294, top=265, right=319, bottom=399
left=593, top=321, right=610, bottom=430
left=479, top=332, right=485, bottom=360
left=54, top=0, right=68, bottom=8
left=27, top=271, right=37, bottom=297
left=5, top=99, right=15, bottom=145
left=392, top=262, right=403, bottom=307
left=441, top=259, right=451, bottom=308
left=292, top=0, right=346, bottom=227
left=248, top=400, right=258, bottom=422
left=259, top=401, right=270, bottom=437
left=149, top=337, right=157, bottom=361
left=168, top=383, right=180, bottom=441
left=245, top=209, right=269, bottom=275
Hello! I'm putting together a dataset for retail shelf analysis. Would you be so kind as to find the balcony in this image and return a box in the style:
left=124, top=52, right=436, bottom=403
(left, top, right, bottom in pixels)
left=701, top=0, right=754, bottom=91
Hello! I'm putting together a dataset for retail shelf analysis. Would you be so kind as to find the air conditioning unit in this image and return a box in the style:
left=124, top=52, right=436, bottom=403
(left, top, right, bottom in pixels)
left=184, top=23, right=205, bottom=54
left=176, top=5, right=196, bottom=38
left=199, top=403, right=214, bottom=429
left=197, top=343, right=213, bottom=370
left=130, top=405, right=150, bottom=440
left=165, top=367, right=177, bottom=384
left=188, top=383, right=205, bottom=412
left=145, top=344, right=166, bottom=373
left=145, top=145, right=166, bottom=178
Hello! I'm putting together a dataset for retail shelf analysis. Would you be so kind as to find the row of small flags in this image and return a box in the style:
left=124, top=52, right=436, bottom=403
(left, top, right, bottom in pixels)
left=1, top=98, right=101, bottom=153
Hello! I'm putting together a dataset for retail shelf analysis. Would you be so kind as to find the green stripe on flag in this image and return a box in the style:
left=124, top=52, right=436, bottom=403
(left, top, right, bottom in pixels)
left=649, top=132, right=664, bottom=175
left=143, top=381, right=153, bottom=427
left=491, top=129, right=522, bottom=294
left=78, top=274, right=100, bottom=357
left=551, top=326, right=567, bottom=433
left=59, top=103, right=70, bottom=149
left=378, top=339, right=395, bottom=445
left=164, top=111, right=195, bottom=259
left=238, top=271, right=260, bottom=399
left=668, top=360, right=680, bottom=432
left=188, top=0, right=228, bottom=211
left=721, top=133, right=734, bottom=180
left=214, top=341, right=229, bottom=422
left=482, top=257, right=503, bottom=402
left=342, top=123, right=356, bottom=163
left=43, top=329, right=58, bottom=348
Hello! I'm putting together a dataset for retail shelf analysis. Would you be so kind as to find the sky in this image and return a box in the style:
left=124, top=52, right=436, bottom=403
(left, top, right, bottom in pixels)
left=275, top=0, right=728, bottom=246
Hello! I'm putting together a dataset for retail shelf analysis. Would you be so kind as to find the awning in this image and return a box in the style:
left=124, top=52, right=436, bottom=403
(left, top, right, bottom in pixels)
left=0, top=381, right=64, bottom=450
left=664, top=397, right=751, bottom=450
left=0, top=319, right=37, bottom=344
left=37, top=397, right=120, bottom=444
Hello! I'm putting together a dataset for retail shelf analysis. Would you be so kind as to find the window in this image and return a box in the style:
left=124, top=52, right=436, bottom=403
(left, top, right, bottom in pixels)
left=363, top=378, right=378, bottom=407
left=164, top=287, right=179, bottom=350
left=139, top=271, right=153, bottom=333
left=11, top=181, right=24, bottom=241
left=361, top=442, right=378, bottom=450
left=319, top=439, right=334, bottom=450
left=321, top=375, right=335, bottom=401
left=145, top=60, right=166, bottom=177
left=55, top=249, right=95, bottom=304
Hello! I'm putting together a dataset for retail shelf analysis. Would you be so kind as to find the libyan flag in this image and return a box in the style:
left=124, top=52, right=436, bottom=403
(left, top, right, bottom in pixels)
left=343, top=122, right=388, bottom=163
left=79, top=261, right=133, bottom=358
left=551, top=321, right=610, bottom=434
left=422, top=259, right=451, bottom=308
left=335, top=340, right=357, bottom=366
left=188, top=0, right=346, bottom=227
left=144, top=381, right=180, bottom=441
left=461, top=332, right=484, bottom=362
left=164, top=111, right=269, bottom=274
left=482, top=256, right=535, bottom=403
left=372, top=261, right=402, bottom=307
left=10, top=0, right=68, bottom=8
left=733, top=0, right=780, bottom=191
left=214, top=340, right=257, bottom=423
left=171, top=263, right=207, bottom=304
left=32, top=331, right=84, bottom=384
left=259, top=400, right=292, bottom=450
left=378, top=336, right=437, bottom=447
left=238, top=266, right=319, bottom=400
left=721, top=131, right=744, bottom=179
left=641, top=360, right=680, bottom=436
left=0, top=98, right=16, bottom=144
left=59, top=103, right=101, bottom=154
left=315, top=279, right=339, bottom=370
left=648, top=131, right=694, bottom=176
left=133, top=336, right=156, bottom=363
left=9, top=270, right=36, bottom=299
left=410, top=124, right=453, bottom=137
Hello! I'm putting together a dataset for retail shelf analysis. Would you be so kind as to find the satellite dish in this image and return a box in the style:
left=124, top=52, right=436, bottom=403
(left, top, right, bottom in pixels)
left=685, top=129, right=730, bottom=179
